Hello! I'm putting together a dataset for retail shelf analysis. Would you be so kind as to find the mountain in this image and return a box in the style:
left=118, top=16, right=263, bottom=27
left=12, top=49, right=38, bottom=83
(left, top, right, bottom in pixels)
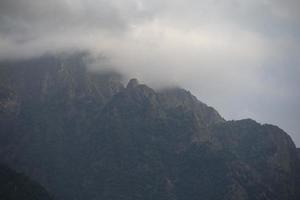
left=0, top=54, right=299, bottom=200
left=0, top=163, right=52, bottom=200
left=297, top=148, right=300, bottom=199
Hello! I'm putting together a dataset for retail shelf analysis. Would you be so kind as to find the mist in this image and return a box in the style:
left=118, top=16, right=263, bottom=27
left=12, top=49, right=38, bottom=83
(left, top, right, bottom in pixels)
left=0, top=0, right=299, bottom=145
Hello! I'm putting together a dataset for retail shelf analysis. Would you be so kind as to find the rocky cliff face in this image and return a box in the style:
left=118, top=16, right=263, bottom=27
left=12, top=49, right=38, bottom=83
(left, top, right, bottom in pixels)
left=0, top=54, right=299, bottom=200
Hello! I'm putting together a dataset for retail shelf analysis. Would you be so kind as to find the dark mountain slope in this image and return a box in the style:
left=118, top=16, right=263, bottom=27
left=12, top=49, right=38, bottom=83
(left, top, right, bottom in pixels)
left=0, top=54, right=299, bottom=200
left=297, top=148, right=300, bottom=199
left=210, top=120, right=298, bottom=200
left=0, top=163, right=52, bottom=200
left=0, top=54, right=125, bottom=199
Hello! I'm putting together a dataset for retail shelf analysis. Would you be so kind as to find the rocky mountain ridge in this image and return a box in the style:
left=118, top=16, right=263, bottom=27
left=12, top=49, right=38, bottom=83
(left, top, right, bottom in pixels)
left=0, top=54, right=299, bottom=200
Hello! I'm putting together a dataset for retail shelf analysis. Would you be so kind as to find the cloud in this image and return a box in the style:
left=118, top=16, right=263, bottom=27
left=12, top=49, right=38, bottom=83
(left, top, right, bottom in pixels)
left=0, top=0, right=299, bottom=145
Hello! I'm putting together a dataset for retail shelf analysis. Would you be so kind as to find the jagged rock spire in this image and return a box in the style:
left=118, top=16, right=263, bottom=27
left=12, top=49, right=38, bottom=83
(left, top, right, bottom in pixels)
left=127, top=78, right=139, bottom=89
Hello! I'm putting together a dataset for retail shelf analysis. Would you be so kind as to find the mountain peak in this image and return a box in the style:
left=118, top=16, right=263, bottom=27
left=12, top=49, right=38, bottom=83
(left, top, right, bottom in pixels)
left=127, top=78, right=139, bottom=89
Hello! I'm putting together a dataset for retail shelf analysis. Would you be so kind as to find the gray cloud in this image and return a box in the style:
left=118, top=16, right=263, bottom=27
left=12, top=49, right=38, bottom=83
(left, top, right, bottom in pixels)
left=0, top=0, right=299, bottom=145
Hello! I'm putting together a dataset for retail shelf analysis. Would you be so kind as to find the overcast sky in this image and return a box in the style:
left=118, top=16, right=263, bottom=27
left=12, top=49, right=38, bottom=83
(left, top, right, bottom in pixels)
left=0, top=0, right=299, bottom=145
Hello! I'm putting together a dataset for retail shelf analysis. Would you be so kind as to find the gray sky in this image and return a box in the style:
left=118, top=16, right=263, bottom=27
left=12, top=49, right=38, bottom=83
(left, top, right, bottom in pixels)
left=1, top=0, right=300, bottom=146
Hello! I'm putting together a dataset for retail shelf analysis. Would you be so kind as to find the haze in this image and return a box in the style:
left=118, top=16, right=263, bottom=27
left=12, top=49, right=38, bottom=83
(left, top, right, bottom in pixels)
left=0, top=0, right=299, bottom=145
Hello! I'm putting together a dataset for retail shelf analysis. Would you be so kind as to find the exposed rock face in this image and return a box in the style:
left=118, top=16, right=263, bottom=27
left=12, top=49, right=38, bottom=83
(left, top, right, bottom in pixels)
left=0, top=163, right=52, bottom=200
left=0, top=54, right=299, bottom=200
left=158, top=88, right=225, bottom=126
left=210, top=120, right=298, bottom=200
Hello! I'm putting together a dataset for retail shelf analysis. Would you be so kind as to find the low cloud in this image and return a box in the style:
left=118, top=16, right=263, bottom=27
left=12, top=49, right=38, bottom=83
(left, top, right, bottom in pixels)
left=0, top=0, right=299, bottom=145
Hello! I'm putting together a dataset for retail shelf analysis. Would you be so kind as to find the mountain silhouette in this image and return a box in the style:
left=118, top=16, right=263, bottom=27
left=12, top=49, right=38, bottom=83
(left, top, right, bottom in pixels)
left=0, top=53, right=299, bottom=200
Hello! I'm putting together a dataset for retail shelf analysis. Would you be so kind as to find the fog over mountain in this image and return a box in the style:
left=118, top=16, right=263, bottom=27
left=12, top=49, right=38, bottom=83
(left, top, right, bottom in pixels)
left=0, top=0, right=299, bottom=145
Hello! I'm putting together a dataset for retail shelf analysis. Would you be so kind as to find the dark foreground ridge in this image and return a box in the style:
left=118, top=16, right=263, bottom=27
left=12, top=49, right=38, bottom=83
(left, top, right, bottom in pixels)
left=0, top=163, right=52, bottom=200
left=0, top=54, right=299, bottom=200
